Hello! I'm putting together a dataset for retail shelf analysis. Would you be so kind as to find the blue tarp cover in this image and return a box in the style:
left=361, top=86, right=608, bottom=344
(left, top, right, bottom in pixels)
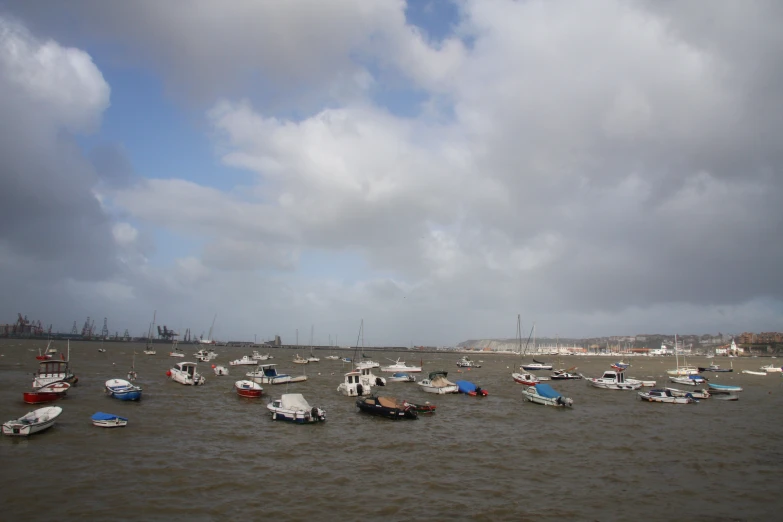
left=455, top=380, right=477, bottom=393
left=534, top=383, right=561, bottom=399
left=92, top=412, right=128, bottom=421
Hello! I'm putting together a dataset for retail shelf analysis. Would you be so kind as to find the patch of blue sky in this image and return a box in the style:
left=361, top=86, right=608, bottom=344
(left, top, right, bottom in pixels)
left=404, top=0, right=461, bottom=43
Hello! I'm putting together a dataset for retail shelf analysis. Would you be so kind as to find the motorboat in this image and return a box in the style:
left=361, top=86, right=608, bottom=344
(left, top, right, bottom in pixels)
left=234, top=380, right=263, bottom=398
left=355, top=395, right=418, bottom=420
left=247, top=364, right=301, bottom=385
left=169, top=347, right=185, bottom=357
left=418, top=371, right=459, bottom=394
left=585, top=370, right=642, bottom=390
left=341, top=357, right=352, bottom=363
left=402, top=400, right=436, bottom=414
left=742, top=370, right=767, bottom=376
left=91, top=412, right=128, bottom=428
left=521, top=383, right=573, bottom=407
left=292, top=354, right=309, bottom=364
left=760, top=364, right=782, bottom=373
left=456, top=356, right=481, bottom=368
left=386, top=372, right=416, bottom=383
left=670, top=375, right=707, bottom=386
left=520, top=359, right=553, bottom=371
left=698, top=363, right=733, bottom=373
left=380, top=358, right=422, bottom=373
left=512, top=372, right=540, bottom=386
left=105, top=378, right=143, bottom=401
left=229, top=356, right=258, bottom=366
left=267, top=394, right=326, bottom=423
left=307, top=352, right=320, bottom=363
left=3, top=406, right=62, bottom=436
left=550, top=368, right=582, bottom=380
left=611, top=361, right=630, bottom=371
left=666, top=387, right=710, bottom=399
left=32, top=358, right=78, bottom=389
left=213, top=365, right=229, bottom=376
left=194, top=349, right=217, bottom=362
left=337, top=367, right=386, bottom=396
left=167, top=362, right=206, bottom=385
left=252, top=351, right=273, bottom=361
left=324, top=355, right=340, bottom=360
left=455, top=380, right=488, bottom=396
left=708, top=383, right=743, bottom=392
left=624, top=376, right=656, bottom=387
left=638, top=389, right=696, bottom=404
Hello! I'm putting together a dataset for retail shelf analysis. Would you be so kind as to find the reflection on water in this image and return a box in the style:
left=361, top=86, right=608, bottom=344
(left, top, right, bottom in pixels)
left=1, top=340, right=782, bottom=521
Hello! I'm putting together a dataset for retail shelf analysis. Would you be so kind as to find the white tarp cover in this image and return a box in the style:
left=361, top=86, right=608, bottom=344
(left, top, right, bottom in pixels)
left=281, top=393, right=311, bottom=410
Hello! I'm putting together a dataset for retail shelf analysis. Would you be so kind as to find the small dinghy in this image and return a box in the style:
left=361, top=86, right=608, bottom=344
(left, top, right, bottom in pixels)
left=638, top=388, right=696, bottom=404
left=91, top=412, right=128, bottom=428
left=742, top=370, right=766, bottom=376
left=386, top=372, right=416, bottom=382
left=356, top=395, right=418, bottom=419
left=213, top=365, right=229, bottom=376
left=708, top=383, right=743, bottom=392
left=267, top=394, right=325, bottom=423
left=2, top=406, right=62, bottom=436
left=23, top=390, right=63, bottom=404
left=234, top=380, right=263, bottom=398
left=455, top=380, right=488, bottom=396
left=666, top=387, right=710, bottom=399
left=105, top=378, right=143, bottom=401
left=670, top=374, right=707, bottom=386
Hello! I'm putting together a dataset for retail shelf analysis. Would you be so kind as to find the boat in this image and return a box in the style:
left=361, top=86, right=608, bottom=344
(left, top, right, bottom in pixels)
left=386, top=372, right=416, bottom=383
left=666, top=335, right=698, bottom=376
left=666, top=387, right=710, bottom=399
left=638, top=389, right=696, bottom=404
left=742, top=370, right=767, bottom=376
left=337, top=367, right=386, bottom=396
left=455, top=380, right=488, bottom=396
left=91, top=412, right=128, bottom=428
left=229, top=355, right=258, bottom=366
left=167, top=362, right=206, bottom=385
left=512, top=372, right=540, bottom=386
left=2, top=406, right=62, bottom=436
left=252, top=351, right=273, bottom=361
left=355, top=395, right=418, bottom=420
left=23, top=390, right=63, bottom=404
left=105, top=378, right=143, bottom=401
left=380, top=358, right=422, bottom=373
left=708, top=383, right=743, bottom=392
left=194, top=349, right=217, bottom=362
left=292, top=354, right=309, bottom=364
left=624, top=377, right=657, bottom=387
left=551, top=367, right=582, bottom=380
left=669, top=374, right=707, bottom=386
left=355, top=359, right=381, bottom=370
left=324, top=354, right=340, bottom=360
left=267, top=394, right=326, bottom=423
left=213, top=365, right=229, bottom=376
left=520, top=360, right=554, bottom=371
left=585, top=370, right=642, bottom=390
left=234, top=380, right=263, bottom=398
left=45, top=341, right=57, bottom=355
left=698, top=363, right=733, bottom=373
left=169, top=346, right=185, bottom=358
left=521, top=383, right=573, bottom=407
left=247, top=364, right=301, bottom=385
left=35, top=346, right=52, bottom=361
left=418, top=371, right=459, bottom=394
left=341, top=357, right=352, bottom=363
left=36, top=381, right=70, bottom=394
left=32, top=347, right=78, bottom=388
left=402, top=400, right=436, bottom=414
left=197, top=314, right=218, bottom=345
left=611, top=361, right=630, bottom=371
left=760, top=364, right=782, bottom=373
left=143, top=312, right=157, bottom=355
left=306, top=327, right=320, bottom=362
left=456, top=356, right=481, bottom=368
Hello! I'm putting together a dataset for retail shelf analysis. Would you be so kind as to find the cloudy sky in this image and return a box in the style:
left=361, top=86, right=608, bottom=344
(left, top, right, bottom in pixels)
left=1, top=0, right=781, bottom=345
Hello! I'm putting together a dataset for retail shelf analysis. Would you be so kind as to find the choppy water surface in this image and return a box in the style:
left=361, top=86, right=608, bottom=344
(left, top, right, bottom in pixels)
left=2, top=340, right=783, bottom=521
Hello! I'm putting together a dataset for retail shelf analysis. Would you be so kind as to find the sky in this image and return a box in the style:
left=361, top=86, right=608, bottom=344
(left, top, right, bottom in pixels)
left=0, top=0, right=781, bottom=346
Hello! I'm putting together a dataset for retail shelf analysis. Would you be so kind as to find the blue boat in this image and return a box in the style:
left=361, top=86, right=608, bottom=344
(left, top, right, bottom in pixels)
left=105, top=378, right=142, bottom=401
left=455, top=380, right=488, bottom=396
left=708, top=383, right=743, bottom=392
left=91, top=412, right=128, bottom=428
left=387, top=372, right=416, bottom=382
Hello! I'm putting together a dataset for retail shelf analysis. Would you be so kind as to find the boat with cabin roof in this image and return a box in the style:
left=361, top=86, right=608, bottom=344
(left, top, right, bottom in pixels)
left=585, top=370, right=642, bottom=390
left=521, top=383, right=573, bottom=407
left=167, top=362, right=205, bottom=385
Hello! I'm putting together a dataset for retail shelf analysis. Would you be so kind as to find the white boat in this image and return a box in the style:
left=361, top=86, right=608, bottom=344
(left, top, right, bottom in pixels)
left=585, top=370, right=642, bottom=390
left=520, top=361, right=554, bottom=371
left=194, top=349, right=217, bottom=362
left=32, top=344, right=78, bottom=388
left=246, top=364, right=306, bottom=385
left=521, top=383, right=573, bottom=407
left=512, top=372, right=541, bottom=385
left=143, top=312, right=157, bottom=354
left=169, top=346, right=185, bottom=358
left=381, top=358, right=422, bottom=373
left=761, top=364, right=782, bottom=373
left=354, top=359, right=381, bottom=369
left=3, top=406, right=63, bottom=436
left=669, top=375, right=707, bottom=386
left=666, top=335, right=698, bottom=376
left=167, top=362, right=205, bottom=385
left=638, top=389, right=696, bottom=404
left=666, top=387, right=710, bottom=399
left=91, top=412, right=128, bottom=428
left=229, top=356, right=258, bottom=366
left=625, top=377, right=656, bottom=387
left=418, top=371, right=459, bottom=394
left=267, top=394, right=326, bottom=423
left=386, top=372, right=416, bottom=382
left=252, top=351, right=272, bottom=361
left=307, top=355, right=320, bottom=362
left=742, top=370, right=767, bottom=376
left=456, top=356, right=481, bottom=368
left=197, top=314, right=218, bottom=345
left=213, top=365, right=229, bottom=376
left=337, top=367, right=386, bottom=396
left=292, top=354, right=309, bottom=364
left=324, top=354, right=340, bottom=360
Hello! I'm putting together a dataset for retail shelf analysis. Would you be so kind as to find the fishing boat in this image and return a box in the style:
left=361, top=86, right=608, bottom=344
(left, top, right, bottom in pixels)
left=521, top=383, right=573, bottom=407
left=456, top=356, right=481, bottom=368
left=386, top=372, right=416, bottom=383
left=708, top=383, right=743, bottom=392
left=292, top=354, right=309, bottom=364
left=698, top=363, right=733, bottom=373
left=418, top=371, right=459, bottom=394
left=455, top=380, right=488, bottom=396
left=380, top=358, right=422, bottom=373
left=91, top=412, right=128, bottom=428
left=234, top=380, right=263, bottom=398
left=167, top=362, right=206, bottom=385
left=638, top=389, right=696, bottom=404
left=666, top=387, right=710, bottom=399
left=267, top=394, right=326, bottom=423
left=585, top=370, right=642, bottom=390
left=337, top=367, right=385, bottom=396
left=355, top=395, right=418, bottom=420
left=32, top=349, right=78, bottom=388
left=213, top=365, right=229, bottom=376
left=2, top=406, right=62, bottom=436
left=512, top=372, right=540, bottom=386
left=229, top=356, right=258, bottom=366
left=669, top=374, right=707, bottom=386
left=105, top=378, right=143, bottom=401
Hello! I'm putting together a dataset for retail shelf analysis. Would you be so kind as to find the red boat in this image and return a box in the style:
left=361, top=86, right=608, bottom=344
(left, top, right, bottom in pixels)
left=234, top=380, right=263, bottom=398
left=38, top=382, right=71, bottom=394
left=35, top=354, right=52, bottom=361
left=23, top=391, right=62, bottom=404
left=404, top=400, right=436, bottom=414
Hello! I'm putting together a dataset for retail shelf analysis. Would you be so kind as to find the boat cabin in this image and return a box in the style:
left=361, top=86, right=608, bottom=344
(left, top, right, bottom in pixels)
left=36, top=360, right=70, bottom=378
left=175, top=362, right=199, bottom=379
left=600, top=371, right=625, bottom=383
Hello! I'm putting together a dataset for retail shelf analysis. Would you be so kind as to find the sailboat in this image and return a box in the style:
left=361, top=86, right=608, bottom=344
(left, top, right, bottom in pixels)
left=307, top=326, right=320, bottom=362
left=666, top=334, right=698, bottom=376
left=353, top=320, right=380, bottom=369
left=513, top=315, right=550, bottom=382
left=143, top=311, right=157, bottom=355
left=198, top=314, right=218, bottom=345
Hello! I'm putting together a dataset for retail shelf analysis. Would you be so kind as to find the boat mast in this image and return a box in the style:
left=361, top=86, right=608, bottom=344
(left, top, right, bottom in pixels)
left=516, top=315, right=522, bottom=356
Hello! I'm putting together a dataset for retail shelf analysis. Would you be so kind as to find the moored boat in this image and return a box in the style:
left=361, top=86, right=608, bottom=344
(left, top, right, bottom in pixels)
left=638, top=389, right=696, bottom=404
left=521, top=383, right=573, bottom=407
left=456, top=356, right=481, bottom=368
left=356, top=395, right=418, bottom=420
left=167, top=362, right=206, bottom=385
left=23, top=390, right=62, bottom=404
left=550, top=368, right=582, bottom=380
left=455, top=380, right=488, bottom=396
left=2, top=406, right=62, bottom=436
left=402, top=400, right=436, bottom=413
left=512, top=372, right=540, bottom=386
left=213, top=365, right=229, bottom=376
left=669, top=374, right=707, bottom=386
left=337, top=367, right=385, bottom=396
left=666, top=387, right=710, bottom=399
left=267, top=394, right=325, bottom=423
left=32, top=345, right=78, bottom=388
left=246, top=364, right=302, bottom=385
left=91, top=412, right=128, bottom=428
left=105, top=378, right=143, bottom=401
left=418, top=371, right=459, bottom=394
left=380, top=358, right=422, bottom=373
left=386, top=372, right=416, bottom=382
left=229, top=356, right=258, bottom=366
left=741, top=370, right=767, bottom=376
left=760, top=364, right=782, bottom=373
left=234, top=380, right=263, bottom=398
left=520, top=359, right=553, bottom=371
left=585, top=370, right=642, bottom=390
left=292, top=354, right=309, bottom=364
left=37, top=381, right=70, bottom=394
left=708, top=383, right=743, bottom=392
left=698, top=363, right=733, bottom=373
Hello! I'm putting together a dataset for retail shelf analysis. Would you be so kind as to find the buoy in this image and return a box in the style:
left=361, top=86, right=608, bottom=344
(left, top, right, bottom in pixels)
left=166, top=370, right=172, bottom=377
left=211, top=364, right=216, bottom=369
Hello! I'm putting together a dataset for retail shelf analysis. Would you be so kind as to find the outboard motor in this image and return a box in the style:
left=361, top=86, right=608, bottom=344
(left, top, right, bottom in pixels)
left=376, top=377, right=385, bottom=386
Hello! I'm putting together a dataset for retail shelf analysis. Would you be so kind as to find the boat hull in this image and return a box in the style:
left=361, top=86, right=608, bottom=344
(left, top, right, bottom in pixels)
left=105, top=379, right=143, bottom=401
left=2, top=406, right=62, bottom=437
left=23, top=391, right=61, bottom=404
left=355, top=397, right=418, bottom=419
left=235, top=380, right=263, bottom=398
left=93, top=419, right=128, bottom=428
